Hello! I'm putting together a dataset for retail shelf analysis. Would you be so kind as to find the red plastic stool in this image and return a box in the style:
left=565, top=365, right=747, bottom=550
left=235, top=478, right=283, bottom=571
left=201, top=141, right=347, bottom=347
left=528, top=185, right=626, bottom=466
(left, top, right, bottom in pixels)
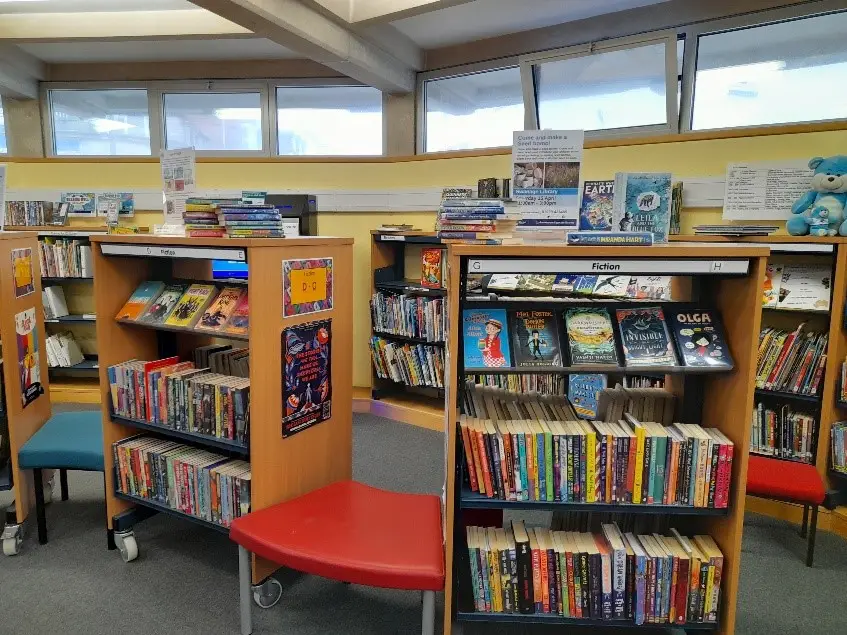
left=230, top=480, right=444, bottom=634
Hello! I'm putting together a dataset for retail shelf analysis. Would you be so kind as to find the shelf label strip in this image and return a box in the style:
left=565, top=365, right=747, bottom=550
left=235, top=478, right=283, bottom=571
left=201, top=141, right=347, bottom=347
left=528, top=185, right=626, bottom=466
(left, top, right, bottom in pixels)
left=100, top=243, right=247, bottom=262
left=467, top=258, right=749, bottom=275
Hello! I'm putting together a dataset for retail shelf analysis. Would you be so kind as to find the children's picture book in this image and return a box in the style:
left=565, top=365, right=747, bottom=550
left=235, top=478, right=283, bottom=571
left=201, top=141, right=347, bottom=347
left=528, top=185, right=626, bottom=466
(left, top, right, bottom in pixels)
left=516, top=274, right=556, bottom=291
left=634, top=275, right=672, bottom=300
left=564, top=308, right=619, bottom=366
left=420, top=248, right=445, bottom=289
left=11, top=248, right=35, bottom=298
left=509, top=310, right=562, bottom=367
left=552, top=274, right=580, bottom=293
left=612, top=172, right=672, bottom=243
left=616, top=306, right=678, bottom=367
left=762, top=263, right=783, bottom=307
left=115, top=281, right=166, bottom=320
left=568, top=374, right=607, bottom=419
left=15, top=308, right=44, bottom=408
left=775, top=264, right=830, bottom=311
left=138, top=283, right=186, bottom=324
left=196, top=286, right=244, bottom=331
left=668, top=309, right=733, bottom=369
left=463, top=309, right=512, bottom=369
left=223, top=292, right=250, bottom=336
left=574, top=275, right=598, bottom=295
left=165, top=284, right=217, bottom=328
left=487, top=274, right=519, bottom=291
left=592, top=275, right=636, bottom=298
left=578, top=180, right=614, bottom=231
left=282, top=319, right=332, bottom=438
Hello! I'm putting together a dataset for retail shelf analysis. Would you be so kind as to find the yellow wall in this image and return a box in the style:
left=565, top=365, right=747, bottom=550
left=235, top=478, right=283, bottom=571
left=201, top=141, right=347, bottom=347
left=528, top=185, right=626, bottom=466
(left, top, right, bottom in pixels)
left=7, top=127, right=847, bottom=385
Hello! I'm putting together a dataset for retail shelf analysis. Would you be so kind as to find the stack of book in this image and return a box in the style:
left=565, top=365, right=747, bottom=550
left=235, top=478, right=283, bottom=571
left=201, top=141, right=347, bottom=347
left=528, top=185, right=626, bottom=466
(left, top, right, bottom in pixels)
left=750, top=403, right=815, bottom=463
left=370, top=292, right=445, bottom=342
left=755, top=325, right=827, bottom=395
left=369, top=337, right=444, bottom=389
left=45, top=331, right=86, bottom=368
left=38, top=238, right=93, bottom=277
left=830, top=421, right=847, bottom=474
left=218, top=204, right=284, bottom=238
left=5, top=201, right=54, bottom=226
left=466, top=521, right=723, bottom=625
left=108, top=354, right=250, bottom=444
left=693, top=225, right=778, bottom=237
left=183, top=198, right=237, bottom=237
left=113, top=435, right=251, bottom=528
left=436, top=199, right=520, bottom=244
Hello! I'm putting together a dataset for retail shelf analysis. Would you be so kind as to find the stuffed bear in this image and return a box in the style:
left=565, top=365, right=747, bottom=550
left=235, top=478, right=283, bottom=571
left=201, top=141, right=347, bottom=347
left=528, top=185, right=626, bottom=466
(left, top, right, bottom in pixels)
left=787, top=155, right=847, bottom=236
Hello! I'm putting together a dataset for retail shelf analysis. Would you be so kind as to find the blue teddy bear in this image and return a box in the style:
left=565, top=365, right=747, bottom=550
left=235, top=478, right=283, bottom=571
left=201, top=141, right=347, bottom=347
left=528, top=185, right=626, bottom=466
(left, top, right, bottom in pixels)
left=787, top=155, right=847, bottom=236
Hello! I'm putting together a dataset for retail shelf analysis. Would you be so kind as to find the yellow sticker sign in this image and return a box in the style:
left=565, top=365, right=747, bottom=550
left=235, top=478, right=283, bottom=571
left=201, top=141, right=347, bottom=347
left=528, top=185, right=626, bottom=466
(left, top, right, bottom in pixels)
left=283, top=257, right=334, bottom=317
left=289, top=267, right=328, bottom=305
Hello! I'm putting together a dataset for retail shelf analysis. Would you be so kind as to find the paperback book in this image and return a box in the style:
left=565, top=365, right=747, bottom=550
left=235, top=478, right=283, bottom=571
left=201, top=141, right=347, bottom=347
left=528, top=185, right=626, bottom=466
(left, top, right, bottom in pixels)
left=668, top=309, right=733, bottom=369
left=616, top=307, right=677, bottom=367
left=612, top=172, right=672, bottom=243
left=510, top=310, right=562, bottom=367
left=568, top=374, right=607, bottom=419
left=165, top=284, right=217, bottom=328
left=578, top=180, right=614, bottom=230
left=463, top=309, right=512, bottom=369
left=421, top=248, right=446, bottom=289
left=115, top=281, right=165, bottom=320
left=138, top=284, right=186, bottom=324
left=564, top=308, right=619, bottom=366
left=223, top=292, right=250, bottom=336
left=196, top=286, right=244, bottom=332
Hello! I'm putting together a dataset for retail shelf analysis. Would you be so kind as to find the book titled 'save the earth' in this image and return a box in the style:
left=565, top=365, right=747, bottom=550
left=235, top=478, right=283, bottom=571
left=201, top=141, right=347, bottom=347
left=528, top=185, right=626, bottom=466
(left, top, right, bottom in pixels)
left=616, top=306, right=677, bottom=367
left=668, top=309, right=733, bottom=369
left=564, top=308, right=618, bottom=366
left=510, top=310, right=561, bottom=367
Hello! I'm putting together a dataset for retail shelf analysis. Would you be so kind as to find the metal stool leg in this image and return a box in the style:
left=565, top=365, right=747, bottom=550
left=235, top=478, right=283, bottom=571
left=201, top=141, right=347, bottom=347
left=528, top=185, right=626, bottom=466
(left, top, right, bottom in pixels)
left=60, top=469, right=69, bottom=501
left=421, top=590, right=435, bottom=635
left=238, top=545, right=253, bottom=635
left=33, top=468, right=47, bottom=545
left=806, top=505, right=818, bottom=567
left=800, top=504, right=809, bottom=538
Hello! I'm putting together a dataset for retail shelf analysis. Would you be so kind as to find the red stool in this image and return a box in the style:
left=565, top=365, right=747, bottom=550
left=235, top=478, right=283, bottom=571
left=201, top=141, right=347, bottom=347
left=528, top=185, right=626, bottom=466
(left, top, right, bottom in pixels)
left=229, top=480, right=444, bottom=634
left=746, top=455, right=834, bottom=566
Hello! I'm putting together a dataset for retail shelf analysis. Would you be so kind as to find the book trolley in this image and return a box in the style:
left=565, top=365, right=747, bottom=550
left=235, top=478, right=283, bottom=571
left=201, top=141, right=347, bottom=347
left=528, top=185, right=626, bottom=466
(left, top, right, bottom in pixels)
left=442, top=243, right=769, bottom=635
left=90, top=235, right=353, bottom=586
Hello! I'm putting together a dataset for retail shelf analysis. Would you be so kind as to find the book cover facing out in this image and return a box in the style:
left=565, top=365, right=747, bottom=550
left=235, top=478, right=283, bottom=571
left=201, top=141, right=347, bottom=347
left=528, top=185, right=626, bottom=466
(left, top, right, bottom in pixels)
left=613, top=173, right=672, bottom=242
left=616, top=306, right=677, bottom=367
left=463, top=308, right=512, bottom=369
left=282, top=319, right=332, bottom=438
left=569, top=374, right=607, bottom=419
left=421, top=248, right=445, bottom=289
left=564, top=308, right=618, bottom=366
left=510, top=310, right=562, bottom=367
left=138, top=283, right=186, bottom=324
left=579, top=180, right=615, bottom=231
left=668, top=309, right=733, bottom=369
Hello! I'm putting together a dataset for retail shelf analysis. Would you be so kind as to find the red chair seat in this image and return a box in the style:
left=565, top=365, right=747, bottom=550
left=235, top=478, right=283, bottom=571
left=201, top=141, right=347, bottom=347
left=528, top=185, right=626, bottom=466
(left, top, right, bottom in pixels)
left=230, top=480, right=445, bottom=591
left=746, top=455, right=825, bottom=505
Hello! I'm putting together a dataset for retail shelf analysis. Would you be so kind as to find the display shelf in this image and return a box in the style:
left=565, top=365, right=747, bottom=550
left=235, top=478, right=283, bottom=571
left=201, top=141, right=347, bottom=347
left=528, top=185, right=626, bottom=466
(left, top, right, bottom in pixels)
left=42, top=276, right=94, bottom=284
left=115, top=318, right=250, bottom=342
left=374, top=232, right=443, bottom=244
left=762, top=306, right=830, bottom=315
left=754, top=388, right=821, bottom=404
left=44, top=315, right=96, bottom=324
left=48, top=358, right=99, bottom=377
left=113, top=491, right=230, bottom=535
left=375, top=280, right=446, bottom=297
left=455, top=612, right=719, bottom=629
left=111, top=415, right=250, bottom=456
left=465, top=364, right=732, bottom=375
left=460, top=487, right=729, bottom=515
left=372, top=331, right=445, bottom=346
left=749, top=451, right=813, bottom=465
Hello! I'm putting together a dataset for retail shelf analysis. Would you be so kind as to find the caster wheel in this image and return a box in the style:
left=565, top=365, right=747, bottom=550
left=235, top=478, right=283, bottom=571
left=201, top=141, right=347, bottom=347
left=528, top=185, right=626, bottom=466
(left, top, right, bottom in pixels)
left=252, top=578, right=282, bottom=609
left=2, top=535, right=21, bottom=556
left=115, top=531, right=138, bottom=563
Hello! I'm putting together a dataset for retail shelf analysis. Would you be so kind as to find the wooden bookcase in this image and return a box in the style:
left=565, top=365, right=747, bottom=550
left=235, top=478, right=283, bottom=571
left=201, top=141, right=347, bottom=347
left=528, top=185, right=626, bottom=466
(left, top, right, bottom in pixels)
left=90, top=234, right=353, bottom=581
left=442, top=243, right=769, bottom=635
left=0, top=232, right=53, bottom=553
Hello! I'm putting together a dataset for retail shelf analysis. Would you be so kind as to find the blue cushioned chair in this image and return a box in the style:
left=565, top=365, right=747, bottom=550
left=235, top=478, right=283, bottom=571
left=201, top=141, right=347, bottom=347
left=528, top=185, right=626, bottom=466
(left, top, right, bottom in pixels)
left=18, top=411, right=104, bottom=545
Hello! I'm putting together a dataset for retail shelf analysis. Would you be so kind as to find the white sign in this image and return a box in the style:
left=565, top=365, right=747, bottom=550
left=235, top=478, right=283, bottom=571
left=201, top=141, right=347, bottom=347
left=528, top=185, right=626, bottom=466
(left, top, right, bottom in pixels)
left=723, top=160, right=813, bottom=221
left=467, top=258, right=750, bottom=275
left=160, top=147, right=196, bottom=225
left=100, top=243, right=246, bottom=261
left=512, top=130, right=584, bottom=227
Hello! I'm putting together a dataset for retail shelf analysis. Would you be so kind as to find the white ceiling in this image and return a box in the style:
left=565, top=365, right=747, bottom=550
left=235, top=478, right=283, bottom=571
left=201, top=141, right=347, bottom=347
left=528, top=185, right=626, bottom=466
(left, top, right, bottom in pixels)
left=19, top=38, right=297, bottom=63
left=0, top=0, right=195, bottom=13
left=392, top=0, right=671, bottom=48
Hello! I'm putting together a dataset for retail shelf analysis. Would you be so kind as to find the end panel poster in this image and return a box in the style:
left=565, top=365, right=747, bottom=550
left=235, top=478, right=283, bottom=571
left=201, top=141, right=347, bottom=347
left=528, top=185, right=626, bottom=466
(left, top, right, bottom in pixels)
left=282, top=319, right=332, bottom=438
left=15, top=308, right=44, bottom=408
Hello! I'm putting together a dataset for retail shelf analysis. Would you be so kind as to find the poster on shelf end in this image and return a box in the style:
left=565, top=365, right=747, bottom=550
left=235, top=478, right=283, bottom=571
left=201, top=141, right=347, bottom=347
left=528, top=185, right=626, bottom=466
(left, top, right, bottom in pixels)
left=282, top=319, right=332, bottom=438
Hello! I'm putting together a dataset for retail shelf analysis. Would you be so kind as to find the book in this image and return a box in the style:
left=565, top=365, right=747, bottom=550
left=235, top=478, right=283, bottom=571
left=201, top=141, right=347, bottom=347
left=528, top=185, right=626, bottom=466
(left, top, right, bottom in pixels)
left=421, top=248, right=445, bottom=289
left=755, top=325, right=827, bottom=395
left=668, top=309, right=733, bottom=369
left=616, top=307, right=677, bottom=367
left=42, top=286, right=69, bottom=319
left=564, top=308, right=619, bottom=366
left=222, top=292, right=250, bottom=336
left=463, top=309, right=512, bottom=369
left=569, top=374, right=607, bottom=419
left=369, top=337, right=445, bottom=388
left=774, top=264, right=831, bottom=311
left=751, top=403, right=815, bottom=462
left=612, top=173, right=672, bottom=243
left=579, top=180, right=615, bottom=231
left=762, top=264, right=783, bottom=307
left=634, top=276, right=672, bottom=300
left=567, top=232, right=653, bottom=246
left=115, top=281, right=166, bottom=320
left=165, top=284, right=217, bottom=328
left=138, top=284, right=187, bottom=324
left=510, top=310, right=561, bottom=367
left=371, top=292, right=445, bottom=343
left=592, top=276, right=636, bottom=298
left=196, top=286, right=244, bottom=332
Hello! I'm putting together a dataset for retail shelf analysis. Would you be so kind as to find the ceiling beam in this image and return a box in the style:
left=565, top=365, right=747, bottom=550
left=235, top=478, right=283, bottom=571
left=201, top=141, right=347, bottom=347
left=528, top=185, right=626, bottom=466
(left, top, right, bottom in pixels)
left=0, top=10, right=252, bottom=43
left=351, top=0, right=475, bottom=25
left=188, top=0, right=417, bottom=92
left=0, top=45, right=46, bottom=99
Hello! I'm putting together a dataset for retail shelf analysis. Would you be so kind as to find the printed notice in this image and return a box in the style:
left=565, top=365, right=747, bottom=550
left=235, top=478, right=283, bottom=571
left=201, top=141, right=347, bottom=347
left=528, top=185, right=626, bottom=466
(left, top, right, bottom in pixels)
left=512, top=130, right=584, bottom=226
left=161, top=147, right=196, bottom=225
left=723, top=160, right=813, bottom=221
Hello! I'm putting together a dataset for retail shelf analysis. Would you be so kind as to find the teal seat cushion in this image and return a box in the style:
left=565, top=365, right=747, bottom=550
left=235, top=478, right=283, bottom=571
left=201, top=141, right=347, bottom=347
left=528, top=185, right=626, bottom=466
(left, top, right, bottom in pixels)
left=18, top=411, right=104, bottom=472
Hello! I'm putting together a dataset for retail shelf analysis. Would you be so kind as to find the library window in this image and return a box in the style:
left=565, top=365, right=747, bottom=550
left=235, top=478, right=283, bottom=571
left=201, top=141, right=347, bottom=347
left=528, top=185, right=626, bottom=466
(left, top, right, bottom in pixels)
left=164, top=92, right=263, bottom=152
left=692, top=11, right=847, bottom=130
left=534, top=41, right=671, bottom=133
left=0, top=99, right=6, bottom=154
left=424, top=67, right=524, bottom=153
left=276, top=85, right=382, bottom=156
left=48, top=89, right=151, bottom=156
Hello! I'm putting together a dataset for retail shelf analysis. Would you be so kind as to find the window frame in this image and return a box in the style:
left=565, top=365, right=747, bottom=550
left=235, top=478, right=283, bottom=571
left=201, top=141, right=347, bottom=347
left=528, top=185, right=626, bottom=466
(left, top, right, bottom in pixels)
left=0, top=96, right=7, bottom=155
left=520, top=30, right=680, bottom=138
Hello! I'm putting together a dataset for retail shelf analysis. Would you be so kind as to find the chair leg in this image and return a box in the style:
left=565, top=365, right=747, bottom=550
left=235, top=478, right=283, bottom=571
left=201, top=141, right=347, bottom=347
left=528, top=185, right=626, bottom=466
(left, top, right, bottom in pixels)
left=60, top=469, right=69, bottom=501
left=806, top=505, right=818, bottom=567
left=421, top=590, right=435, bottom=635
left=800, top=504, right=809, bottom=538
left=33, top=468, right=48, bottom=545
left=238, top=545, right=253, bottom=635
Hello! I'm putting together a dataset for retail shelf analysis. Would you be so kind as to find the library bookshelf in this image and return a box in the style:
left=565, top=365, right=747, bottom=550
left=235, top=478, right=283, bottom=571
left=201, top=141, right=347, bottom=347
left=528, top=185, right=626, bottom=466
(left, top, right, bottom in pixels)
left=90, top=234, right=353, bottom=581
left=0, top=232, right=53, bottom=554
left=369, top=230, right=445, bottom=430
left=442, top=243, right=769, bottom=635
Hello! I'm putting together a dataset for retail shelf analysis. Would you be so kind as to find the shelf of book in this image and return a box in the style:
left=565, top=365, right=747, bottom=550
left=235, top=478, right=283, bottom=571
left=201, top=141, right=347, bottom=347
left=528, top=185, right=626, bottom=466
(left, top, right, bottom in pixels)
left=753, top=388, right=821, bottom=404
left=45, top=315, right=96, bottom=324
left=443, top=243, right=769, bottom=635
left=42, top=276, right=93, bottom=284
left=372, top=331, right=445, bottom=346
left=115, top=318, right=250, bottom=342
left=91, top=234, right=353, bottom=581
left=111, top=414, right=250, bottom=456
left=48, top=358, right=99, bottom=378
left=749, top=451, right=813, bottom=465
left=455, top=612, right=720, bottom=629
left=113, top=490, right=230, bottom=535
left=374, top=280, right=447, bottom=297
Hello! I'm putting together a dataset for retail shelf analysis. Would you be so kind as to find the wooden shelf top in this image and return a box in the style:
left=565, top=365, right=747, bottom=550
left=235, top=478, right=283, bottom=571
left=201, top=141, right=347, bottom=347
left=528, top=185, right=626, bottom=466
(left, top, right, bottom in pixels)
left=3, top=225, right=108, bottom=233
left=447, top=243, right=770, bottom=258
left=670, top=234, right=847, bottom=244
left=90, top=234, right=352, bottom=248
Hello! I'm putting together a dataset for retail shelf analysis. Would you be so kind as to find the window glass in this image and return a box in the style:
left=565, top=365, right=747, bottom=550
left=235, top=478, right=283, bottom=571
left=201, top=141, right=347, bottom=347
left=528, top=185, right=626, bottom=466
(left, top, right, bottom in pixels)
left=49, top=89, right=150, bottom=156
left=164, top=92, right=262, bottom=151
left=536, top=42, right=668, bottom=132
left=424, top=67, right=524, bottom=152
left=693, top=11, right=847, bottom=129
left=276, top=86, right=382, bottom=155
left=0, top=99, right=6, bottom=153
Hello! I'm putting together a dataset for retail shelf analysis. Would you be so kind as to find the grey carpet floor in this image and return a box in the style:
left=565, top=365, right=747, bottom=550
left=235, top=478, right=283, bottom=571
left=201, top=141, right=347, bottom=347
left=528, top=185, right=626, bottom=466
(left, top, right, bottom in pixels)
left=1, top=410, right=846, bottom=635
